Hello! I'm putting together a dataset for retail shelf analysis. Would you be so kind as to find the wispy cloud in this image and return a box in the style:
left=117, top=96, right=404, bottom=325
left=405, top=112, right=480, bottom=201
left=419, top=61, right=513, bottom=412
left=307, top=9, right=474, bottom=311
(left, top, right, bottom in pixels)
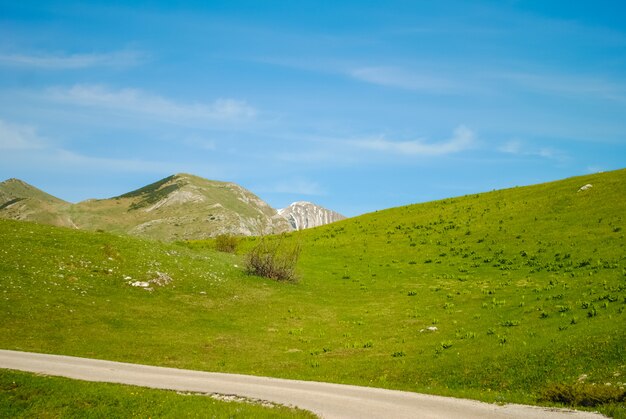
left=45, top=84, right=257, bottom=122
left=0, top=118, right=200, bottom=178
left=0, top=119, right=46, bottom=150
left=585, top=166, right=604, bottom=174
left=495, top=72, right=626, bottom=103
left=498, top=140, right=523, bottom=155
left=349, top=66, right=457, bottom=93
left=0, top=50, right=146, bottom=69
left=354, top=125, right=475, bottom=156
left=499, top=139, right=568, bottom=161
left=49, top=149, right=181, bottom=173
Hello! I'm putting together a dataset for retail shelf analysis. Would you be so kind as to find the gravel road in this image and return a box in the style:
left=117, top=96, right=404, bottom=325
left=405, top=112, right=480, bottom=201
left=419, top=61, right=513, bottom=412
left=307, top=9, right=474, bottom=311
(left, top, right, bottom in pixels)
left=0, top=349, right=604, bottom=419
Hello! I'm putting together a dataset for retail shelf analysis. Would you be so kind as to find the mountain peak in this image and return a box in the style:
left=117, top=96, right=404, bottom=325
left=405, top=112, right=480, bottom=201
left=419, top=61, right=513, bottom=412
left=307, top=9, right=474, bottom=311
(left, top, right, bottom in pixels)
left=279, top=201, right=346, bottom=230
left=71, top=173, right=290, bottom=240
left=0, top=177, right=71, bottom=226
left=0, top=178, right=67, bottom=204
left=1, top=178, right=30, bottom=187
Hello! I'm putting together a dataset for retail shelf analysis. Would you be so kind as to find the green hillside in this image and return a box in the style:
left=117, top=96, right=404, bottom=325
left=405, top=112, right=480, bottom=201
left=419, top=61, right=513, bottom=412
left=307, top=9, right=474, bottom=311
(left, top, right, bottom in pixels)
left=1, top=169, right=624, bottom=416
left=0, top=178, right=72, bottom=227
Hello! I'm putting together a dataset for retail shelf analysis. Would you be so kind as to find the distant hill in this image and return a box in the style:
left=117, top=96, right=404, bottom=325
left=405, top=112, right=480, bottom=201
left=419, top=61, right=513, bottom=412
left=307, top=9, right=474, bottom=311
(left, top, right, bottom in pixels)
left=278, top=201, right=346, bottom=230
left=0, top=174, right=291, bottom=241
left=0, top=178, right=73, bottom=227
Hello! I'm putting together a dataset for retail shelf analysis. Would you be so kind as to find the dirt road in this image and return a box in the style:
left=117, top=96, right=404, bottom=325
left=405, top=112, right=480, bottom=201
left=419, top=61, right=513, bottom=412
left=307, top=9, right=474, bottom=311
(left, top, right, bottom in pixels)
left=0, top=349, right=603, bottom=418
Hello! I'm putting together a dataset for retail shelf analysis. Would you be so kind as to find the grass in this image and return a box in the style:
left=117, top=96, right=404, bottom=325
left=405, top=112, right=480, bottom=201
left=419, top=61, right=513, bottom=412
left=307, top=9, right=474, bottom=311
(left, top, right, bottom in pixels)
left=0, top=369, right=314, bottom=418
left=1, top=168, right=625, bottom=416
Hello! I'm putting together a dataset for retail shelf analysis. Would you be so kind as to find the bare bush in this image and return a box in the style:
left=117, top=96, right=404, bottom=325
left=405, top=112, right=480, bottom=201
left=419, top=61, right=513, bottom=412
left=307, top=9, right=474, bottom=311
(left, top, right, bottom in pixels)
left=245, top=236, right=301, bottom=282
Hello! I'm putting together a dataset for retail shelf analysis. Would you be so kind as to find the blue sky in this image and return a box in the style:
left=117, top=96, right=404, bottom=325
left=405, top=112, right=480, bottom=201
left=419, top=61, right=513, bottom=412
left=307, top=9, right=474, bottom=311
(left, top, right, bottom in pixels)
left=1, top=0, right=625, bottom=216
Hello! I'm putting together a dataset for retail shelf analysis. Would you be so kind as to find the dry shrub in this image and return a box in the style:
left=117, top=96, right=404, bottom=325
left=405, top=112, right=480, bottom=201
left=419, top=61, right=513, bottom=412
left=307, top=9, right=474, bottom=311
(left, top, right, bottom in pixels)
left=540, top=382, right=625, bottom=407
left=245, top=236, right=301, bottom=282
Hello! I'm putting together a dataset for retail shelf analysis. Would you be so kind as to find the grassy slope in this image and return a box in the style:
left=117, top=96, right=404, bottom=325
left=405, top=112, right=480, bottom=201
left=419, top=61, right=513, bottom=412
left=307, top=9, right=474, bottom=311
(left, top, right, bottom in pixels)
left=0, top=179, right=72, bottom=227
left=0, top=369, right=314, bottom=418
left=287, top=169, right=626, bottom=395
left=1, top=169, right=624, bottom=414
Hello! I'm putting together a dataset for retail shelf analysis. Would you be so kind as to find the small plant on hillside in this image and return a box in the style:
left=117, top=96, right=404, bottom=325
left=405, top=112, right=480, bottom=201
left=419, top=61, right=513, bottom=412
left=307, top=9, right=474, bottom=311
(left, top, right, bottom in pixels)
left=245, top=235, right=301, bottom=282
left=439, top=341, right=453, bottom=349
left=214, top=234, right=239, bottom=253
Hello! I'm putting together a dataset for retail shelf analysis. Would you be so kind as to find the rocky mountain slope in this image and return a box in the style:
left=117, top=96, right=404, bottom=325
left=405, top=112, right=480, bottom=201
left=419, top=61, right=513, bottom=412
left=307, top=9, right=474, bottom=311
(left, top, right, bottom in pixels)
left=278, top=201, right=346, bottom=230
left=0, top=174, right=291, bottom=241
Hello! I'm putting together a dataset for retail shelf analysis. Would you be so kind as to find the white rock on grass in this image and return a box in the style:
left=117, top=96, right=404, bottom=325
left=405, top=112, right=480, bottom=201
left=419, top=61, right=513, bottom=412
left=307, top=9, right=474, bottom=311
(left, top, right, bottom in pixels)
left=420, top=326, right=439, bottom=333
left=578, top=184, right=593, bottom=192
left=150, top=271, right=173, bottom=286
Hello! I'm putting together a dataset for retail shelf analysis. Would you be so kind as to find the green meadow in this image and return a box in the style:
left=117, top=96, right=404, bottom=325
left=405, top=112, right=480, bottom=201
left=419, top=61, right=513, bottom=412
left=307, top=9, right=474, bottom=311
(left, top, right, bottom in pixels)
left=0, top=369, right=314, bottom=418
left=1, top=169, right=625, bottom=417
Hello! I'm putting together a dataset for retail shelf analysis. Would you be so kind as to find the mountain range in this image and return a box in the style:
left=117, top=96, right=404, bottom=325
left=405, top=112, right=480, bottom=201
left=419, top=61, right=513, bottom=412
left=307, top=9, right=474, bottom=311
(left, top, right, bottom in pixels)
left=0, top=174, right=344, bottom=241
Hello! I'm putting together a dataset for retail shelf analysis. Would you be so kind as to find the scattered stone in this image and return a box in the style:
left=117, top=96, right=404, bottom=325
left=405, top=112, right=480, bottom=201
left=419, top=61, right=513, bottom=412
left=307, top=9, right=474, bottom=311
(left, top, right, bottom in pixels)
left=209, top=393, right=282, bottom=409
left=578, top=374, right=588, bottom=382
left=578, top=184, right=593, bottom=192
left=151, top=271, right=173, bottom=286
left=127, top=272, right=173, bottom=290
left=427, top=326, right=438, bottom=332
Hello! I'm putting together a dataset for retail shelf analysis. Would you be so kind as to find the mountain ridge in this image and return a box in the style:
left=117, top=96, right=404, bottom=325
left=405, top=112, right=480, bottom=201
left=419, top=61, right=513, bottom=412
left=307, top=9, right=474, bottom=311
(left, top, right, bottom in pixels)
left=0, top=174, right=345, bottom=240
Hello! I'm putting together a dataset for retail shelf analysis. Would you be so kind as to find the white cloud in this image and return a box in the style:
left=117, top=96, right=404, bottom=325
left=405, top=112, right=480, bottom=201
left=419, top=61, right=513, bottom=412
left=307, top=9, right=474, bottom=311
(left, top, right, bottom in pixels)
left=354, top=125, right=475, bottom=156
left=0, top=118, right=194, bottom=176
left=0, top=119, right=46, bottom=150
left=498, top=140, right=522, bottom=154
left=499, top=139, right=568, bottom=161
left=495, top=72, right=626, bottom=103
left=45, top=84, right=257, bottom=122
left=349, top=66, right=456, bottom=93
left=51, top=149, right=173, bottom=172
left=0, top=50, right=146, bottom=69
left=1, top=141, right=202, bottom=178
left=585, top=166, right=604, bottom=174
